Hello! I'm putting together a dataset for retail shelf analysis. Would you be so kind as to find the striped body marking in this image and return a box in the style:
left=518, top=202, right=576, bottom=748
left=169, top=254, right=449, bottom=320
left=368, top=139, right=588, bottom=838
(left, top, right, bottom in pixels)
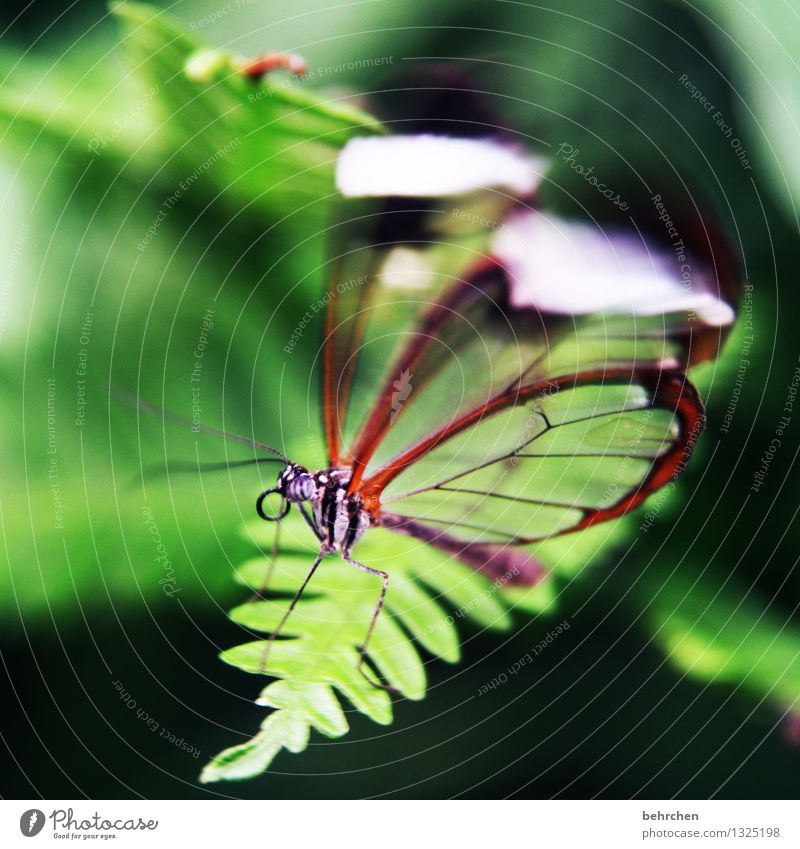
left=278, top=463, right=371, bottom=553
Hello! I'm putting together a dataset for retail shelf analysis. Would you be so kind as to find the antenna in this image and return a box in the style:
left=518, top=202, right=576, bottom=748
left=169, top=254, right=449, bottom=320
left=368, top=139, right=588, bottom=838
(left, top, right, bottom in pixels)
left=142, top=457, right=285, bottom=480
left=117, top=387, right=289, bottom=463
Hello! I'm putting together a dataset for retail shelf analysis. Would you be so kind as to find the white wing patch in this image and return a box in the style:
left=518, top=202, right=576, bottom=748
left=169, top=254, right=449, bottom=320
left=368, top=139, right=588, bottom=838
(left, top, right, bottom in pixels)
left=336, top=134, right=544, bottom=198
left=494, top=211, right=736, bottom=326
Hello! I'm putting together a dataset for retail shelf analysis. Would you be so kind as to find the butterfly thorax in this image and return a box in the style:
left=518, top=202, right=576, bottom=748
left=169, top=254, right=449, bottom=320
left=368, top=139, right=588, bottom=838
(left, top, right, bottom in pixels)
left=279, top=463, right=371, bottom=553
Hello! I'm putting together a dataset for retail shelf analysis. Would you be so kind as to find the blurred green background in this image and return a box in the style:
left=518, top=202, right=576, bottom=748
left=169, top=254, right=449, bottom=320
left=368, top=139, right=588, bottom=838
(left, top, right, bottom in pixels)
left=1, top=0, right=799, bottom=798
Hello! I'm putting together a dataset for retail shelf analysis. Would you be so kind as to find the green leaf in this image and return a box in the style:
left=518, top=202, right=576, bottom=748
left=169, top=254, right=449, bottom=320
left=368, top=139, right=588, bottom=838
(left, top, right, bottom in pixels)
left=200, top=705, right=311, bottom=783
left=201, top=676, right=353, bottom=782
left=0, top=1, right=384, bottom=624
left=112, top=2, right=383, bottom=220
left=0, top=3, right=382, bottom=224
left=201, top=512, right=558, bottom=782
left=641, top=563, right=800, bottom=714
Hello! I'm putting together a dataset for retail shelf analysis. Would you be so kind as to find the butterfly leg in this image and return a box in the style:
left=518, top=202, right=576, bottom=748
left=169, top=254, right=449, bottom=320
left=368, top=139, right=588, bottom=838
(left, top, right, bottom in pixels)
left=298, top=502, right=324, bottom=542
left=249, top=511, right=283, bottom=603
left=247, top=492, right=290, bottom=605
left=257, top=547, right=326, bottom=674
left=344, top=556, right=396, bottom=692
left=252, top=497, right=321, bottom=601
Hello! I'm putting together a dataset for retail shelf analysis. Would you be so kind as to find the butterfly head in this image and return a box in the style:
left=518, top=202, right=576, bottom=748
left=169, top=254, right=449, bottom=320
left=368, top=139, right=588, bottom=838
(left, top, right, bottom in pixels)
left=256, top=462, right=314, bottom=522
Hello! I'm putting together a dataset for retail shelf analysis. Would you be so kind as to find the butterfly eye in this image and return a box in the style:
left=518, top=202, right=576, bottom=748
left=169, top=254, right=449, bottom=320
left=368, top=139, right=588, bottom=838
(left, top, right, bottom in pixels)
left=287, top=474, right=315, bottom=502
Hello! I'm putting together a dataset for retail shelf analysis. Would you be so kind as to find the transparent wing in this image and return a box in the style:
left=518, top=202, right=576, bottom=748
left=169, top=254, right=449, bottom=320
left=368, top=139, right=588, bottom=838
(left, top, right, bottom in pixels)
left=321, top=135, right=546, bottom=468
left=319, top=136, right=739, bottom=542
left=372, top=371, right=702, bottom=544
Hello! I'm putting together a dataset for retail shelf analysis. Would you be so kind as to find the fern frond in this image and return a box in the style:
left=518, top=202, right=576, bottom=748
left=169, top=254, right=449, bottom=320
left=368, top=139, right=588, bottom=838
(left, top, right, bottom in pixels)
left=200, top=513, right=556, bottom=782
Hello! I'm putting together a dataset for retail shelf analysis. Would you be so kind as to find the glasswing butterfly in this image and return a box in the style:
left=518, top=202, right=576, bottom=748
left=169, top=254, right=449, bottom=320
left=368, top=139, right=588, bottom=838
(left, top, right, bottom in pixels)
left=144, top=132, right=739, bottom=689
left=235, top=133, right=740, bottom=687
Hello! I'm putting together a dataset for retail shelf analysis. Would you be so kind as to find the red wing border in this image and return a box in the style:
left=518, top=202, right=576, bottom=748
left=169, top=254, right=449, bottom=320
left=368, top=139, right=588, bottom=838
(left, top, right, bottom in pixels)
left=363, top=369, right=704, bottom=543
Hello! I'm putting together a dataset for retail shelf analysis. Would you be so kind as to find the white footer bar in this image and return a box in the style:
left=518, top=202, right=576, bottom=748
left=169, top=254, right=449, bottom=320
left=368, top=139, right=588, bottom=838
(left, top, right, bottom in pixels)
left=3, top=799, right=796, bottom=848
